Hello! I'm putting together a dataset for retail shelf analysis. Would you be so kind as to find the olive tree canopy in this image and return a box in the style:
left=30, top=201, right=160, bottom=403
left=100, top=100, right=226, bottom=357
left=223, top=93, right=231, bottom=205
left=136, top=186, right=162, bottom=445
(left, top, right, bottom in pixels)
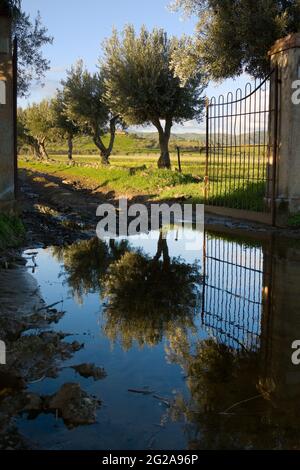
left=18, top=100, right=54, bottom=159
left=103, top=26, right=207, bottom=169
left=171, top=0, right=300, bottom=79
left=2, top=0, right=53, bottom=96
left=51, top=91, right=80, bottom=161
left=62, top=61, right=120, bottom=165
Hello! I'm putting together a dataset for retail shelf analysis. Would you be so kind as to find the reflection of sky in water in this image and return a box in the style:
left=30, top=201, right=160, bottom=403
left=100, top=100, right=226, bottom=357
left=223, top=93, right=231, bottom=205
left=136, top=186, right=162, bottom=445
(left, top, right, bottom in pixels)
left=18, top=229, right=265, bottom=450
left=115, top=227, right=204, bottom=263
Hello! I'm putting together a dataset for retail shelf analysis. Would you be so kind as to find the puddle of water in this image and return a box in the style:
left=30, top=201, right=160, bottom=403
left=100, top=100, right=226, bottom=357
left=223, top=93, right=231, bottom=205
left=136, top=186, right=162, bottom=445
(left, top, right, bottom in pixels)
left=3, top=228, right=300, bottom=450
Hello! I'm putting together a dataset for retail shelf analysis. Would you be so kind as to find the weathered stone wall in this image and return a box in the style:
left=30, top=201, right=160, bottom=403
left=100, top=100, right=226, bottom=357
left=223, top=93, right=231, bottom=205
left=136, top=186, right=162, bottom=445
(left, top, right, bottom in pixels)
left=0, top=14, right=15, bottom=212
left=269, top=34, right=300, bottom=220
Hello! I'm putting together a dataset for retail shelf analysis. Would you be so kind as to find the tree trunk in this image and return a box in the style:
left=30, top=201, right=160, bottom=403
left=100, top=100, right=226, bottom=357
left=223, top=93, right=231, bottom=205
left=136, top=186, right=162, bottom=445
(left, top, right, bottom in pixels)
left=67, top=135, right=73, bottom=161
left=158, top=132, right=171, bottom=169
left=153, top=118, right=172, bottom=169
left=39, top=139, right=48, bottom=159
left=27, top=136, right=42, bottom=159
left=100, top=151, right=110, bottom=166
left=32, top=141, right=41, bottom=159
left=93, top=115, right=119, bottom=166
left=154, top=232, right=170, bottom=266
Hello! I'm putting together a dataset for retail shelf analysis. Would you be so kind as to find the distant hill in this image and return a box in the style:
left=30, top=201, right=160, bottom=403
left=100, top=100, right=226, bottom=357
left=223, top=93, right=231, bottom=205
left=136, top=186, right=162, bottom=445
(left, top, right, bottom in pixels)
left=131, top=130, right=267, bottom=145
left=206, top=131, right=267, bottom=146
left=132, top=131, right=206, bottom=143
left=19, top=130, right=268, bottom=157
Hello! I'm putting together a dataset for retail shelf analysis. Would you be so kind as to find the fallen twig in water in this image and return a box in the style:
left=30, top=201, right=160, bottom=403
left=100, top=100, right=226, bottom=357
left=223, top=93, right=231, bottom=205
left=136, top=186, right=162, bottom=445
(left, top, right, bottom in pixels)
left=220, top=394, right=263, bottom=415
left=153, top=395, right=171, bottom=407
left=37, top=301, right=63, bottom=312
left=28, top=375, right=46, bottom=384
left=128, top=388, right=155, bottom=395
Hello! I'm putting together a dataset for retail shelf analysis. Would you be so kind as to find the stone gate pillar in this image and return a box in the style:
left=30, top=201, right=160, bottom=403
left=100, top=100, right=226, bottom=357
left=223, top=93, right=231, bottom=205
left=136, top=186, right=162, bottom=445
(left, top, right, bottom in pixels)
left=0, top=5, right=15, bottom=212
left=269, top=34, right=300, bottom=224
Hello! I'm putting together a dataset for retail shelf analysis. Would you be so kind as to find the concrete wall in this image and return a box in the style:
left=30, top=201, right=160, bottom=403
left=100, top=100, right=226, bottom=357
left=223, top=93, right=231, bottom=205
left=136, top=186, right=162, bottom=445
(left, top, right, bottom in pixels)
left=0, top=14, right=15, bottom=212
left=269, top=34, right=300, bottom=220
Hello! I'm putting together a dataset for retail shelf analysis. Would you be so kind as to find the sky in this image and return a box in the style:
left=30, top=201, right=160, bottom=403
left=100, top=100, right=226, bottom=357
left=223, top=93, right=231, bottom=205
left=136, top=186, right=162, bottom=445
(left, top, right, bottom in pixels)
left=20, top=0, right=253, bottom=133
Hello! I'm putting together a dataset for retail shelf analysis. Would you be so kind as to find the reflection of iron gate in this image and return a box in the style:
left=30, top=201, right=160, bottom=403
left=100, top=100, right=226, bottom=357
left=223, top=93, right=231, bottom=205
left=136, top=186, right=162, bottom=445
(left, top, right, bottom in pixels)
left=205, top=69, right=279, bottom=220
left=201, top=232, right=265, bottom=351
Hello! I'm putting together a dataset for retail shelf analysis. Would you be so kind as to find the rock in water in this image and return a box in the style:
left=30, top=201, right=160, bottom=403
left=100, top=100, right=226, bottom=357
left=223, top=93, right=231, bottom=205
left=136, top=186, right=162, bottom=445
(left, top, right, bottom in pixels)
left=47, top=383, right=100, bottom=428
left=71, top=363, right=106, bottom=381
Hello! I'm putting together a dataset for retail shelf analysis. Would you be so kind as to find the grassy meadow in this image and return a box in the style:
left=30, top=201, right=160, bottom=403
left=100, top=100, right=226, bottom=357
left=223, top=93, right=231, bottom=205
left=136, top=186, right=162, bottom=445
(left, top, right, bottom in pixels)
left=19, top=133, right=269, bottom=211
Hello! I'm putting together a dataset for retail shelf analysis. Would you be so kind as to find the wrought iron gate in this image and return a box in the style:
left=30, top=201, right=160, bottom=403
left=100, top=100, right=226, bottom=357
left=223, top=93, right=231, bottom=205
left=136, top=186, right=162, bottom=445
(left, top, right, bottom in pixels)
left=205, top=69, right=279, bottom=221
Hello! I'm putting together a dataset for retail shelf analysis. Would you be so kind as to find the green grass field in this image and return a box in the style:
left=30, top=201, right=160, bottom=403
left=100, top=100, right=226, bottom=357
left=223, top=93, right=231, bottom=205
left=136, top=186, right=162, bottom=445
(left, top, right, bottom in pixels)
left=19, top=132, right=270, bottom=212
left=19, top=149, right=268, bottom=212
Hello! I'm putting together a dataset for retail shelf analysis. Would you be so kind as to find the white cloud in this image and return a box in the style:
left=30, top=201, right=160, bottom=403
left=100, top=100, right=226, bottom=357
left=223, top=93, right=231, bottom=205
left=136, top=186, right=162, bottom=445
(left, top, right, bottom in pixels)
left=18, top=79, right=61, bottom=107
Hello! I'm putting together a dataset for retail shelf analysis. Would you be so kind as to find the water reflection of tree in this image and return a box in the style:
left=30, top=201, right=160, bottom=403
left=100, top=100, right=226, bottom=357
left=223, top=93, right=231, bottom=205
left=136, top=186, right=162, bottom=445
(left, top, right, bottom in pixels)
left=167, top=336, right=300, bottom=450
left=51, top=234, right=202, bottom=349
left=103, top=233, right=201, bottom=350
left=51, top=238, right=129, bottom=303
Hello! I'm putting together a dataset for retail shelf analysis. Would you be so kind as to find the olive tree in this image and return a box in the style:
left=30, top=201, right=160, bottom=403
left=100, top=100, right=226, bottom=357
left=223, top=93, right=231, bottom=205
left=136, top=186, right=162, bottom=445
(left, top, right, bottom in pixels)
left=51, top=91, right=79, bottom=161
left=62, top=61, right=120, bottom=165
left=19, top=100, right=54, bottom=159
left=103, top=26, right=207, bottom=169
left=171, top=0, right=300, bottom=79
left=4, top=0, right=53, bottom=96
left=17, top=107, right=40, bottom=158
